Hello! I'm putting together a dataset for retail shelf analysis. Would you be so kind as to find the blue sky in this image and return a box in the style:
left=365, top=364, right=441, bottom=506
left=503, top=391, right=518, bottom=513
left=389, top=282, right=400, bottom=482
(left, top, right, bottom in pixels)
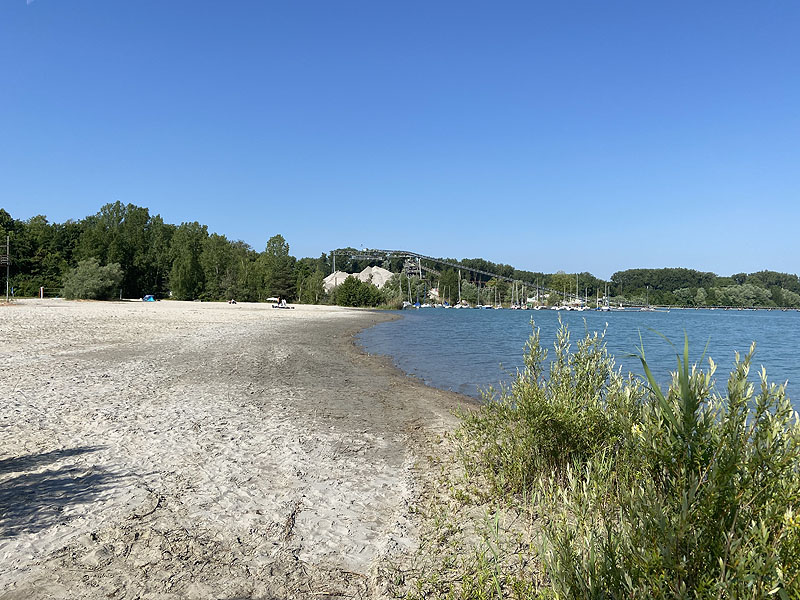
left=2, top=1, right=798, bottom=279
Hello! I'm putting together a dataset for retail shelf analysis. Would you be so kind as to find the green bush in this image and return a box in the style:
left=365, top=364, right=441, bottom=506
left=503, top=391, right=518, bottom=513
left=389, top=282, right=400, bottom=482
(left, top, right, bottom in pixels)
left=541, top=340, right=800, bottom=599
left=447, top=323, right=800, bottom=598
left=62, top=258, right=124, bottom=300
left=457, top=321, right=644, bottom=497
left=331, top=275, right=384, bottom=307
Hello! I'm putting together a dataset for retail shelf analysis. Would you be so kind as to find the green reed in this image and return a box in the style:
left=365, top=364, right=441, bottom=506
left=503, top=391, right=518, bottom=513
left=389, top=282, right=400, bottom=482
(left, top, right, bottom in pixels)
left=402, top=321, right=800, bottom=599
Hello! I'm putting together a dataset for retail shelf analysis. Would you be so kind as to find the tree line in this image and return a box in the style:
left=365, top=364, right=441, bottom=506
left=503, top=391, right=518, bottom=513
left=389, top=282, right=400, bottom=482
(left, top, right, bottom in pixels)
left=2, top=203, right=799, bottom=308
left=0, top=203, right=319, bottom=302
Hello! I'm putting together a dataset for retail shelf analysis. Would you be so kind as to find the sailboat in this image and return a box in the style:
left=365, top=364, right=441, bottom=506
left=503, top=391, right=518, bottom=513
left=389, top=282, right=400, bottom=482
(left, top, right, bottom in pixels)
left=597, top=282, right=611, bottom=311
left=640, top=286, right=655, bottom=311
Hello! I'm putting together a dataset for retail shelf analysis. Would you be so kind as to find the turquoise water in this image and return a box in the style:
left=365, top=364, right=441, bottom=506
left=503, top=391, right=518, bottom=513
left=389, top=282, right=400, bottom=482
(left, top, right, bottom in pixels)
left=357, top=308, right=800, bottom=407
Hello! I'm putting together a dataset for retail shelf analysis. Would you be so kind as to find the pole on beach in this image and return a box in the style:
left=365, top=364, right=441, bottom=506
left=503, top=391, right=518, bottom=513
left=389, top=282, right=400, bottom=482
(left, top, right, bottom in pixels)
left=5, top=236, right=9, bottom=303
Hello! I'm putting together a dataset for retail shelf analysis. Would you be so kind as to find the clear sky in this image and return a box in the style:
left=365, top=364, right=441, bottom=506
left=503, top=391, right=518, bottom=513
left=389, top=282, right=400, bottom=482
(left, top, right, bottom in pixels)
left=2, top=1, right=798, bottom=279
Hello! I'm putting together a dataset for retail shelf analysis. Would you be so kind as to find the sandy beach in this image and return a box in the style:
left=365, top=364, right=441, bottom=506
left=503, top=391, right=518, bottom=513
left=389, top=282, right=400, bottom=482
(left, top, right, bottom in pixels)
left=0, top=299, right=471, bottom=599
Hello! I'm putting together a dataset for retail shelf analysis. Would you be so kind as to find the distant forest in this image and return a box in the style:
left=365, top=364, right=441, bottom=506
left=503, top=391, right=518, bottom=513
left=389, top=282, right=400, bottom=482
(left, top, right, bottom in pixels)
left=2, top=202, right=800, bottom=308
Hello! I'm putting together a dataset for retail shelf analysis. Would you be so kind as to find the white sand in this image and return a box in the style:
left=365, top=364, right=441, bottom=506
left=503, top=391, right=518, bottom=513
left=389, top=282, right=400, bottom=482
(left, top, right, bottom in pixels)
left=0, top=299, right=467, bottom=599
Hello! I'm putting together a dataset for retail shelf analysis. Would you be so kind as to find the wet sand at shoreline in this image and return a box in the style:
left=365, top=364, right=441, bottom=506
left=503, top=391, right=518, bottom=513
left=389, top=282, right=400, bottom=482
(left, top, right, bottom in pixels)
left=0, top=299, right=473, bottom=599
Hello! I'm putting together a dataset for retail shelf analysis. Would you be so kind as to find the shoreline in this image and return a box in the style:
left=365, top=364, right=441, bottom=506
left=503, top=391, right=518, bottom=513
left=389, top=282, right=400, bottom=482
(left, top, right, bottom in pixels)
left=0, top=300, right=475, bottom=599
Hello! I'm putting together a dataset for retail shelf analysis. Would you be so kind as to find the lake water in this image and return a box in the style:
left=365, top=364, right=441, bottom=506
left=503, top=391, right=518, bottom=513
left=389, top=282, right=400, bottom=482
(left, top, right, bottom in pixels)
left=357, top=308, right=800, bottom=408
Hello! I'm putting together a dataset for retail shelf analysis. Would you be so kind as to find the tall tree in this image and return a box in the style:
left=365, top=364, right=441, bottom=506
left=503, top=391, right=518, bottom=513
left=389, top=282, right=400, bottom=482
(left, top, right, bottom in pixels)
left=144, top=215, right=175, bottom=296
left=200, top=233, right=233, bottom=300
left=77, top=201, right=153, bottom=297
left=169, top=222, right=207, bottom=300
left=438, top=269, right=459, bottom=304
left=297, top=269, right=325, bottom=304
left=261, top=234, right=296, bottom=300
left=229, top=240, right=260, bottom=301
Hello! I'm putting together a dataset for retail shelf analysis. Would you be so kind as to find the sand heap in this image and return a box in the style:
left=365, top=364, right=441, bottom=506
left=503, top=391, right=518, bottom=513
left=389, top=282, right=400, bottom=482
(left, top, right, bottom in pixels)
left=322, top=271, right=351, bottom=292
left=358, top=266, right=393, bottom=289
left=323, top=266, right=394, bottom=293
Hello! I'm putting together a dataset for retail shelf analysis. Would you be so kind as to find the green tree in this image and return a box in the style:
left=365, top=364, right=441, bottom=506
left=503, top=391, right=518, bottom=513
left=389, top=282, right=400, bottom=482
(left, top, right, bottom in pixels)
left=144, top=215, right=175, bottom=297
left=437, top=269, right=459, bottom=304
left=546, top=290, right=562, bottom=306
left=0, top=214, right=82, bottom=296
left=77, top=202, right=153, bottom=297
left=9, top=215, right=53, bottom=296
left=382, top=273, right=432, bottom=305
left=331, top=276, right=384, bottom=307
left=673, top=288, right=693, bottom=305
left=62, top=259, right=124, bottom=300
left=459, top=280, right=478, bottom=305
left=233, top=241, right=262, bottom=301
left=0, top=209, right=13, bottom=234
left=695, top=287, right=707, bottom=306
left=169, top=222, right=207, bottom=300
left=747, top=270, right=800, bottom=294
left=295, top=257, right=328, bottom=304
left=381, top=273, right=409, bottom=304
left=714, top=284, right=772, bottom=307
left=200, top=233, right=233, bottom=300
left=297, top=269, right=326, bottom=304
left=547, top=271, right=575, bottom=299
left=261, top=234, right=296, bottom=300
left=611, top=268, right=717, bottom=298
left=782, top=289, right=800, bottom=307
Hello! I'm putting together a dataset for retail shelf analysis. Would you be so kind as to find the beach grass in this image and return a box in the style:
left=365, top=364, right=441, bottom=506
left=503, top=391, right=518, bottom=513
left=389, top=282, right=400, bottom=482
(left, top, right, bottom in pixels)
left=396, top=322, right=800, bottom=599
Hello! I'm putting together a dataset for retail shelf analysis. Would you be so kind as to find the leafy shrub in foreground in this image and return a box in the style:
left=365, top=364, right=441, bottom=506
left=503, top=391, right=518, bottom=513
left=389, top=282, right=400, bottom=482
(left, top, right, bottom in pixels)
left=452, top=324, right=800, bottom=598
left=542, top=341, right=800, bottom=599
left=457, top=322, right=644, bottom=497
left=62, top=258, right=124, bottom=300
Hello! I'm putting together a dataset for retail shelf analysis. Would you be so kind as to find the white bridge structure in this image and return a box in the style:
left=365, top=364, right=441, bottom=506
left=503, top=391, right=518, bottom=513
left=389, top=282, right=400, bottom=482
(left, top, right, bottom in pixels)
left=330, top=248, right=587, bottom=305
